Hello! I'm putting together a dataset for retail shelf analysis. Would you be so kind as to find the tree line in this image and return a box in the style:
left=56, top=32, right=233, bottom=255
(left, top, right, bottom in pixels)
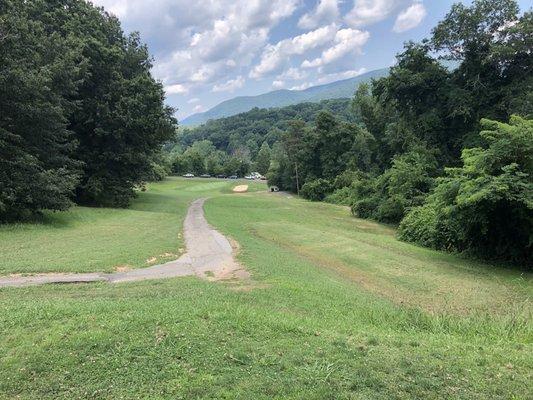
left=166, top=99, right=352, bottom=177
left=267, top=0, right=532, bottom=265
left=0, top=0, right=176, bottom=221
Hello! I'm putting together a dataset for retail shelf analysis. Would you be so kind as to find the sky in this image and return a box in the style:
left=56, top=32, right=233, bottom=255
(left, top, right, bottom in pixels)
left=90, top=0, right=532, bottom=120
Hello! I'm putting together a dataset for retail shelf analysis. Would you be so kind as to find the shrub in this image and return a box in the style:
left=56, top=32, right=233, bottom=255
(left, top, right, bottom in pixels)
left=398, top=204, right=439, bottom=248
left=399, top=117, right=533, bottom=265
left=301, top=179, right=333, bottom=201
left=375, top=196, right=405, bottom=223
left=352, top=197, right=380, bottom=219
left=324, top=187, right=354, bottom=206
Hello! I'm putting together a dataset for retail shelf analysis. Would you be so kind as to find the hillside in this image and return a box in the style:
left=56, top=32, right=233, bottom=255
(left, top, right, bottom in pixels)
left=181, top=68, right=389, bottom=126
left=179, top=98, right=353, bottom=152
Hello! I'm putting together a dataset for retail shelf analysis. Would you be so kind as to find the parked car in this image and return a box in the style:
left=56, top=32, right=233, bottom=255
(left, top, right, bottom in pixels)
left=245, top=175, right=253, bottom=180
left=183, top=173, right=194, bottom=178
left=229, top=175, right=238, bottom=179
left=216, top=174, right=227, bottom=179
left=200, top=174, right=211, bottom=178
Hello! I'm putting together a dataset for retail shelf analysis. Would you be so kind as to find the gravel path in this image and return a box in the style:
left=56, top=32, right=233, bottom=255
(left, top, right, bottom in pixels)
left=0, top=198, right=247, bottom=288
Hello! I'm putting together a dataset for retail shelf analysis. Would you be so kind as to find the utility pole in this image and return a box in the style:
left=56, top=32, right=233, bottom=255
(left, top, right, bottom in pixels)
left=295, top=161, right=300, bottom=196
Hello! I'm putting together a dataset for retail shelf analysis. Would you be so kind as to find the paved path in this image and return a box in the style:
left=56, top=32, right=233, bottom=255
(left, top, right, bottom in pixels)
left=0, top=198, right=247, bottom=288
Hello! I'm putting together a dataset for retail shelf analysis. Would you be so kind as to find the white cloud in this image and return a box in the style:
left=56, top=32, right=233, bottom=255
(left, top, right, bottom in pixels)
left=190, top=65, right=217, bottom=83
left=393, top=2, right=427, bottom=33
left=277, top=67, right=308, bottom=81
left=164, top=83, right=188, bottom=95
left=187, top=98, right=200, bottom=104
left=272, top=80, right=286, bottom=89
left=93, top=0, right=298, bottom=89
left=298, top=0, right=340, bottom=29
left=345, top=0, right=404, bottom=27
left=250, top=24, right=338, bottom=78
left=193, top=104, right=204, bottom=112
left=302, top=28, right=370, bottom=68
left=212, top=76, right=245, bottom=92
left=289, top=82, right=312, bottom=91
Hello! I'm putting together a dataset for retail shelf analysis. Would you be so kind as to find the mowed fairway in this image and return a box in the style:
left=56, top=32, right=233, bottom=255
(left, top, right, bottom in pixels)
left=0, top=178, right=531, bottom=399
left=0, top=178, right=259, bottom=274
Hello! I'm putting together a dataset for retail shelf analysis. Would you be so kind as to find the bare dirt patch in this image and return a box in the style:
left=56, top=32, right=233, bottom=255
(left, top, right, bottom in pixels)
left=232, top=185, right=248, bottom=193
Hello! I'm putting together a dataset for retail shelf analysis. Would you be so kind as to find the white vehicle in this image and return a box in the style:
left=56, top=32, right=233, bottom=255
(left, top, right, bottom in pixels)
left=183, top=173, right=194, bottom=178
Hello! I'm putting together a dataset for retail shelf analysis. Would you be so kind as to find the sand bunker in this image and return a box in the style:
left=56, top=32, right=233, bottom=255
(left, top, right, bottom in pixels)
left=232, top=185, right=248, bottom=193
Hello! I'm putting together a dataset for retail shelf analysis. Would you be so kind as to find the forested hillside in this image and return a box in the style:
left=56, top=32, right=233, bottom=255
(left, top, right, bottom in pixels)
left=179, top=98, right=352, bottom=152
left=167, top=99, right=353, bottom=177
left=0, top=0, right=175, bottom=221
left=174, top=0, right=532, bottom=266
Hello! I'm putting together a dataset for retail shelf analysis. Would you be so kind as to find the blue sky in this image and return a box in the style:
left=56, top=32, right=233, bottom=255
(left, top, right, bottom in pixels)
left=91, top=0, right=532, bottom=120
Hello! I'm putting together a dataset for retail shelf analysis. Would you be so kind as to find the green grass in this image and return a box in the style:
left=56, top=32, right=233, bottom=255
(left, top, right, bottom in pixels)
left=0, top=178, right=264, bottom=274
left=0, top=177, right=531, bottom=399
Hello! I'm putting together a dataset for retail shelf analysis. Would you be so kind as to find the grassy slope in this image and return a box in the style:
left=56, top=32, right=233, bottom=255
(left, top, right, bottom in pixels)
left=0, top=178, right=531, bottom=399
left=0, top=178, right=261, bottom=274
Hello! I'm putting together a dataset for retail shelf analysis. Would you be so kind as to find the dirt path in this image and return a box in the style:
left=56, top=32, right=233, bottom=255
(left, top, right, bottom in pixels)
left=0, top=198, right=248, bottom=288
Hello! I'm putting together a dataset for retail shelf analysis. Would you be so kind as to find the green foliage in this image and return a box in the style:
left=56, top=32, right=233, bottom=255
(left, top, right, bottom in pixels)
left=179, top=99, right=353, bottom=155
left=266, top=112, right=378, bottom=192
left=300, top=179, right=333, bottom=201
left=0, top=0, right=81, bottom=221
left=399, top=117, right=532, bottom=264
left=350, top=147, right=438, bottom=223
left=0, top=0, right=175, bottom=219
left=65, top=15, right=176, bottom=207
left=267, top=142, right=294, bottom=190
left=255, top=142, right=271, bottom=175
left=171, top=139, right=251, bottom=177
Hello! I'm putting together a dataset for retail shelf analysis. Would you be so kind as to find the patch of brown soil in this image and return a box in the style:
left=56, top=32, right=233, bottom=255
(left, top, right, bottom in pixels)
left=114, top=265, right=132, bottom=272
left=232, top=185, right=248, bottom=193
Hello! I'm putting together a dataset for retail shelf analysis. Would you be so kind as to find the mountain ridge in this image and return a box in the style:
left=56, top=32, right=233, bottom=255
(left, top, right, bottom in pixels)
left=181, top=67, right=389, bottom=126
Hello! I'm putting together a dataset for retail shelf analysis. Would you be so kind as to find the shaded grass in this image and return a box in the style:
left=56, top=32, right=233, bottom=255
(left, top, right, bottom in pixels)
left=0, top=178, right=531, bottom=399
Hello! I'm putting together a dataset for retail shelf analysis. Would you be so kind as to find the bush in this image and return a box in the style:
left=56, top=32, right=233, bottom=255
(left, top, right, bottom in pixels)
left=300, top=179, right=333, bottom=201
left=398, top=204, right=439, bottom=248
left=333, top=170, right=361, bottom=190
left=399, top=117, right=533, bottom=265
left=324, top=187, right=354, bottom=205
left=352, top=197, right=379, bottom=219
left=375, top=196, right=405, bottom=223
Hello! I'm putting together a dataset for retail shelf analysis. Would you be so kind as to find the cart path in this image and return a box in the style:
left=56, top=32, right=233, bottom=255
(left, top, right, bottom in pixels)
left=0, top=198, right=249, bottom=288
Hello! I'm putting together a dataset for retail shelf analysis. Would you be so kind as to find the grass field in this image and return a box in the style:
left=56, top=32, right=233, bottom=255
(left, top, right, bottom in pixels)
left=0, top=177, right=531, bottom=399
left=0, top=178, right=264, bottom=274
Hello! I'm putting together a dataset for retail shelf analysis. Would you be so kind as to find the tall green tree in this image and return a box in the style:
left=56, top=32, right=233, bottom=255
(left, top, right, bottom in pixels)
left=432, top=0, right=531, bottom=122
left=0, top=0, right=81, bottom=221
left=67, top=17, right=176, bottom=206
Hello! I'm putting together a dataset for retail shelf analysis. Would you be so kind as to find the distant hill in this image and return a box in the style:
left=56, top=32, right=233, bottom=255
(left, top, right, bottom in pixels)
left=178, top=98, right=354, bottom=153
left=180, top=68, right=389, bottom=126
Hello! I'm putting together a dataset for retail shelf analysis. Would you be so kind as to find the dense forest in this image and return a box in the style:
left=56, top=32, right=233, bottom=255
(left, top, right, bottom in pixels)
left=0, top=0, right=175, bottom=221
left=169, top=99, right=352, bottom=176
left=178, top=99, right=353, bottom=151
left=174, top=0, right=532, bottom=265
